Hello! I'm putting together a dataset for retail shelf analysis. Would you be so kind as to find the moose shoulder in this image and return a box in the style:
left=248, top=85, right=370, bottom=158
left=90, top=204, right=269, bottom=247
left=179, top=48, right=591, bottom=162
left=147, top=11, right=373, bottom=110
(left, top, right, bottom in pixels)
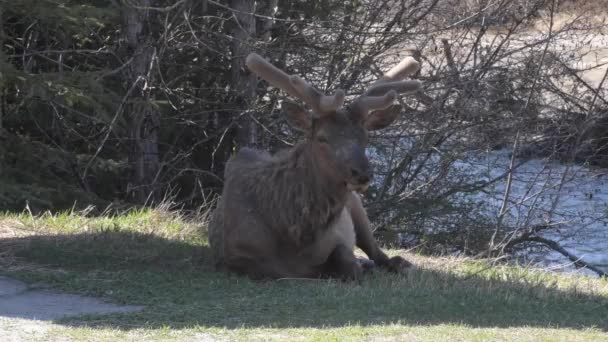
left=208, top=53, right=421, bottom=281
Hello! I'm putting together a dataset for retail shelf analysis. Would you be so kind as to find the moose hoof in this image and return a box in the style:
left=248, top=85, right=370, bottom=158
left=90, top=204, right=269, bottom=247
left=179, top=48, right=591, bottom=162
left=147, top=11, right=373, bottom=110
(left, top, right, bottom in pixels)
left=357, top=257, right=376, bottom=272
left=387, top=256, right=412, bottom=274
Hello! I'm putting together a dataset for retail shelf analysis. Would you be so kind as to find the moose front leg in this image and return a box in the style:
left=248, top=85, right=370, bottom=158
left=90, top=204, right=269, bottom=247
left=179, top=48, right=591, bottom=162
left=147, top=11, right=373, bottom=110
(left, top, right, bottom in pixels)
left=346, top=192, right=411, bottom=273
left=323, top=244, right=362, bottom=282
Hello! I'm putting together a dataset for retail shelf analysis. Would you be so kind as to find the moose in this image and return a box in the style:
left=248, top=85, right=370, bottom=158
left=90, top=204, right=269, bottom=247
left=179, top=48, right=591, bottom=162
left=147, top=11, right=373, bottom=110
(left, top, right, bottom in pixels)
left=208, top=52, right=421, bottom=281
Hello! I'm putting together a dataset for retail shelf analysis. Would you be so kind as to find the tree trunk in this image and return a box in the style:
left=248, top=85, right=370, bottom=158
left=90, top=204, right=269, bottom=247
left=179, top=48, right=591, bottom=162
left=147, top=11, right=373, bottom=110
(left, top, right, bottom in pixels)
left=257, top=0, right=277, bottom=43
left=0, top=5, right=4, bottom=132
left=230, top=0, right=257, bottom=147
left=122, top=0, right=160, bottom=203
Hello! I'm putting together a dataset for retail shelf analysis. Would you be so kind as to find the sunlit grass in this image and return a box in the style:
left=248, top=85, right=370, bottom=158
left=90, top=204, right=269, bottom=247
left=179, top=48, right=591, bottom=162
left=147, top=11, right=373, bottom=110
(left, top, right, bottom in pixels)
left=1, top=205, right=206, bottom=241
left=0, top=209, right=607, bottom=341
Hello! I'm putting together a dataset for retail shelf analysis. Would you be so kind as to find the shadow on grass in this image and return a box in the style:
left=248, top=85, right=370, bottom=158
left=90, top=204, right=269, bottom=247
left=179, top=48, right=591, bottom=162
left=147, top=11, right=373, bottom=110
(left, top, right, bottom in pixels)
left=1, top=231, right=607, bottom=331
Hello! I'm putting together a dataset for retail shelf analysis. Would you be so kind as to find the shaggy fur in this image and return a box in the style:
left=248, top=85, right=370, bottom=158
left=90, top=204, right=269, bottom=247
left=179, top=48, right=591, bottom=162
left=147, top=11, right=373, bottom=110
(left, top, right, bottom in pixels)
left=232, top=144, right=347, bottom=246
left=209, top=141, right=410, bottom=280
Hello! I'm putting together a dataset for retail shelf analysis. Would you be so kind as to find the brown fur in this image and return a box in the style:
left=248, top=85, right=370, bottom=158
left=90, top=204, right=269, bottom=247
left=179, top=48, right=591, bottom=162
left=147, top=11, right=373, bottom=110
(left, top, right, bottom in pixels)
left=229, top=143, right=347, bottom=247
left=209, top=141, right=411, bottom=281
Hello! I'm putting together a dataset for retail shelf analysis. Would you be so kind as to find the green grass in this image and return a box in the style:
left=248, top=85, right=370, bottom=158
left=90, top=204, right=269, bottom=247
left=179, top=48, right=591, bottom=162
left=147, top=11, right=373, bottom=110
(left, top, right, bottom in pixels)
left=1, top=209, right=607, bottom=341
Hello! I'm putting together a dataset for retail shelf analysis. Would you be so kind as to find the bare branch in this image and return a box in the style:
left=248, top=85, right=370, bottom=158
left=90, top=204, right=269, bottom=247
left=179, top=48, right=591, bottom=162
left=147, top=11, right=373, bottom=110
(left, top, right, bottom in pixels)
left=526, top=236, right=607, bottom=278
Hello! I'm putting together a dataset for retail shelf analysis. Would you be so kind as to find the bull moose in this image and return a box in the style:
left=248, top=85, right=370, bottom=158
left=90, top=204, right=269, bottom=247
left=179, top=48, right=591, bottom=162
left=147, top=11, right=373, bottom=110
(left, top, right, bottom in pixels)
left=208, top=52, right=421, bottom=281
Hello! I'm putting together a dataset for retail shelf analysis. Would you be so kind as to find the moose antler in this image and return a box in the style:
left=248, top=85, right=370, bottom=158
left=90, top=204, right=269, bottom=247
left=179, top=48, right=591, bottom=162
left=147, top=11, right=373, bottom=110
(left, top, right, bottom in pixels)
left=351, top=56, right=421, bottom=116
left=246, top=53, right=345, bottom=116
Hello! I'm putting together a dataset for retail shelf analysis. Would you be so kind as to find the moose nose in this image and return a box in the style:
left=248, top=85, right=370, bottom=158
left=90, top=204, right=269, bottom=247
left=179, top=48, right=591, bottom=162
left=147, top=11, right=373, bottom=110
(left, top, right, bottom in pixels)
left=350, top=168, right=372, bottom=184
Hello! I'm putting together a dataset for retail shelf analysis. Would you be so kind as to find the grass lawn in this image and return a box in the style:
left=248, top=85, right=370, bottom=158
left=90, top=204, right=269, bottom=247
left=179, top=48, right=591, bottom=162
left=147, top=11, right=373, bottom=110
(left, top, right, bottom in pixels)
left=0, top=208, right=607, bottom=341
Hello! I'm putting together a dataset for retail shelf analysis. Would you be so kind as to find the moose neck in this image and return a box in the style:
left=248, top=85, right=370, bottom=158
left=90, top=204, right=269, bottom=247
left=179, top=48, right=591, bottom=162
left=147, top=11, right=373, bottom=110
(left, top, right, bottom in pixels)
left=296, top=140, right=349, bottom=203
left=249, top=141, right=350, bottom=246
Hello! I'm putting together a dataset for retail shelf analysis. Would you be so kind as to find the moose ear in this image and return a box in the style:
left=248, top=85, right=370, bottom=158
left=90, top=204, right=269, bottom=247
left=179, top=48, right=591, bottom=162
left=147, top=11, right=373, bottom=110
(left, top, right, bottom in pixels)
left=364, top=104, right=402, bottom=131
left=283, top=101, right=312, bottom=132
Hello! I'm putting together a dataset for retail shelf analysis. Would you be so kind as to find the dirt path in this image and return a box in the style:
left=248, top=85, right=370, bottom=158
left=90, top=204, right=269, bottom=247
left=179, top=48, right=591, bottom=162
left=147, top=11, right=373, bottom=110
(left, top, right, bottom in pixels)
left=0, top=276, right=143, bottom=321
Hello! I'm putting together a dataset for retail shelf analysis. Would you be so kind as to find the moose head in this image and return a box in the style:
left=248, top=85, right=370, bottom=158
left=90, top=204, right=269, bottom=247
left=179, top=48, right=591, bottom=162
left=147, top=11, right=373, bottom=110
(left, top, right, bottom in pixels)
left=246, top=53, right=420, bottom=193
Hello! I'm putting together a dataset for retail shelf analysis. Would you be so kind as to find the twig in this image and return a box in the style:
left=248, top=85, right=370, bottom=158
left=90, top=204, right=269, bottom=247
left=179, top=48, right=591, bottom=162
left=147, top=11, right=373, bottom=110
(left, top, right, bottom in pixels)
left=489, top=0, right=556, bottom=256
left=443, top=0, right=500, bottom=30
left=587, top=65, right=608, bottom=116
left=526, top=236, right=607, bottom=278
left=490, top=130, right=519, bottom=251
left=207, top=0, right=298, bottom=22
left=553, top=58, right=608, bottom=107
left=82, top=76, right=143, bottom=181
left=276, top=277, right=326, bottom=282
left=95, top=56, right=134, bottom=81
left=441, top=39, right=459, bottom=79
left=7, top=48, right=111, bottom=58
left=122, top=0, right=186, bottom=13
